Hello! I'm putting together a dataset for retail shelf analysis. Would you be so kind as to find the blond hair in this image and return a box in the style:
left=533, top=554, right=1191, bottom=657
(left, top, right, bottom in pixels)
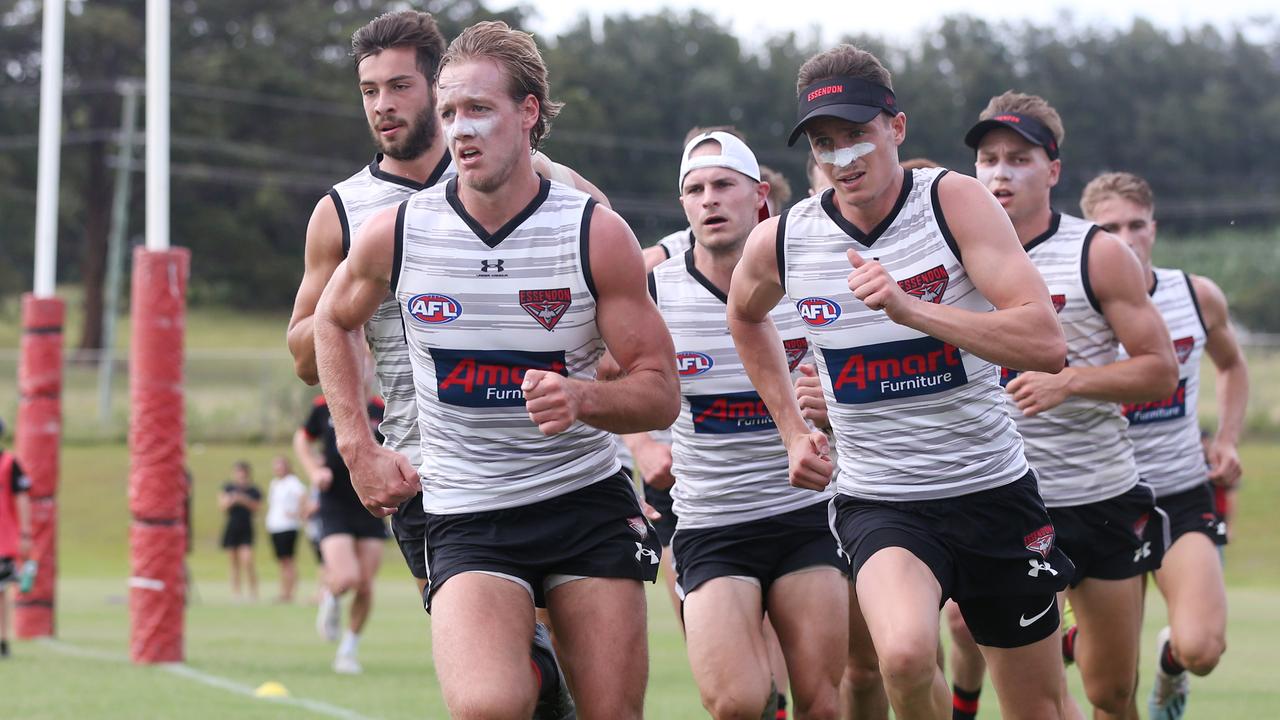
left=979, top=91, right=1065, bottom=147
left=759, top=166, right=792, bottom=209
left=1080, top=172, right=1155, bottom=218
left=441, top=21, right=563, bottom=150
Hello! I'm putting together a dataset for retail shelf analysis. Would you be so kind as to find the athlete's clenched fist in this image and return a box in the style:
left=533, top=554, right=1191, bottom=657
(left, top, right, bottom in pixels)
left=793, top=363, right=830, bottom=430
left=787, top=430, right=834, bottom=491
left=522, top=369, right=581, bottom=435
left=346, top=444, right=419, bottom=517
left=847, top=249, right=909, bottom=319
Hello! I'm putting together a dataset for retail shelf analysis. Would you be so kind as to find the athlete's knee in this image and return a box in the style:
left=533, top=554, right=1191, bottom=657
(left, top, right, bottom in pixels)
left=445, top=686, right=535, bottom=720
left=1083, top=676, right=1136, bottom=714
left=1174, top=631, right=1225, bottom=676
left=328, top=568, right=360, bottom=594
left=876, top=639, right=939, bottom=691
left=701, top=685, right=774, bottom=720
left=788, top=683, right=840, bottom=720
left=841, top=657, right=883, bottom=693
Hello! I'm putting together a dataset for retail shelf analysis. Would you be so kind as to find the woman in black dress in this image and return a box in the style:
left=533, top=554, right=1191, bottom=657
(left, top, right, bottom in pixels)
left=219, top=460, right=261, bottom=601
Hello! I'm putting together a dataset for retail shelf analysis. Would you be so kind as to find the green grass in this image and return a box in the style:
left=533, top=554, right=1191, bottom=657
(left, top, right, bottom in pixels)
left=2, top=442, right=1278, bottom=717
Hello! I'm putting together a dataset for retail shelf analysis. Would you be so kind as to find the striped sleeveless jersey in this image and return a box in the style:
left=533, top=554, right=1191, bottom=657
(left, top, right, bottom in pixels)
left=779, top=167, right=1028, bottom=501
left=656, top=228, right=694, bottom=260
left=1118, top=268, right=1208, bottom=497
left=653, top=248, right=831, bottom=529
left=394, top=176, right=619, bottom=514
left=1005, top=212, right=1138, bottom=506
left=331, top=152, right=455, bottom=466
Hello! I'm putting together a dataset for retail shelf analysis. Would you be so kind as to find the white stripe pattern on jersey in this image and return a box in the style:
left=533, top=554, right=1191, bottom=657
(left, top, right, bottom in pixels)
left=1007, top=212, right=1139, bottom=506
left=331, top=153, right=456, bottom=467
left=1119, top=268, right=1208, bottom=497
left=656, top=228, right=694, bottom=260
left=654, top=248, right=832, bottom=530
left=781, top=167, right=1028, bottom=501
left=395, top=176, right=619, bottom=514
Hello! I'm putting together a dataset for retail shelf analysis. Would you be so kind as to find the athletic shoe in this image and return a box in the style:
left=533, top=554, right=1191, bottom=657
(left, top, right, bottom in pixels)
left=531, top=623, right=576, bottom=720
left=315, top=591, right=339, bottom=643
left=0, top=639, right=9, bottom=658
left=332, top=648, right=362, bottom=675
left=1149, top=626, right=1189, bottom=720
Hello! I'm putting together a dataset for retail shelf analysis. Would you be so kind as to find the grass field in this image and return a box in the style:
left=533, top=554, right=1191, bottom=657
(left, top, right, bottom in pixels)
left=1, top=442, right=1277, bottom=718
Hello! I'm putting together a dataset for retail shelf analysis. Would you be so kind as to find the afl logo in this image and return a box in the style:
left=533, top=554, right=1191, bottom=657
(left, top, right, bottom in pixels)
left=676, top=351, right=713, bottom=377
left=406, top=293, right=462, bottom=324
left=797, top=297, right=841, bottom=327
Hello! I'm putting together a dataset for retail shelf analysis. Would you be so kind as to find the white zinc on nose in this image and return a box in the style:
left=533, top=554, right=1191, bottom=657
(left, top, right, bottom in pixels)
left=816, top=142, right=875, bottom=169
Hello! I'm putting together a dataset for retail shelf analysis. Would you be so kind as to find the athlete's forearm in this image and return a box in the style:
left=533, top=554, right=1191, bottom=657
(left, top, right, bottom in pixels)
left=622, top=431, right=662, bottom=459
left=1214, top=359, right=1249, bottom=447
left=1061, top=355, right=1177, bottom=403
left=287, top=316, right=319, bottom=386
left=893, top=299, right=1065, bottom=373
left=291, top=430, right=323, bottom=478
left=576, top=369, right=679, bottom=434
left=314, top=313, right=378, bottom=460
left=728, top=313, right=810, bottom=446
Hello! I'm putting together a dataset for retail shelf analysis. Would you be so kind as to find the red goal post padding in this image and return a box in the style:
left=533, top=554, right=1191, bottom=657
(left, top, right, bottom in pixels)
left=128, top=247, right=189, bottom=664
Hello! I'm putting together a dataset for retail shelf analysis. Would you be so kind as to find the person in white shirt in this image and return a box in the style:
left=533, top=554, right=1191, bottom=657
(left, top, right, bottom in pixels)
left=265, top=456, right=308, bottom=603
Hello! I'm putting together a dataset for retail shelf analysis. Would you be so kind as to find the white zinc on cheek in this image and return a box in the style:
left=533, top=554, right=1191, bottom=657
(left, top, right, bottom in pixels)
left=816, top=142, right=876, bottom=169
left=445, top=115, right=499, bottom=144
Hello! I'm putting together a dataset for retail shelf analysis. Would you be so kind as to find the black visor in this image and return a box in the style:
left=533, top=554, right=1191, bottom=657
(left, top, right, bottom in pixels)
left=964, top=113, right=1060, bottom=160
left=788, top=77, right=899, bottom=146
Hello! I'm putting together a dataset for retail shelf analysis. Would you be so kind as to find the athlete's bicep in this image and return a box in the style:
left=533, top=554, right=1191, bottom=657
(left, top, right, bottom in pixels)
left=938, top=173, right=1050, bottom=311
left=587, top=206, right=675, bottom=377
left=728, top=217, right=785, bottom=323
left=1090, top=232, right=1172, bottom=361
left=290, top=195, right=345, bottom=331
left=318, top=205, right=398, bottom=332
left=1192, top=275, right=1245, bottom=369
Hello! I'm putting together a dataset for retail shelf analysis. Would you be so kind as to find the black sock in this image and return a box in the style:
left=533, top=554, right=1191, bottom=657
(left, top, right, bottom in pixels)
left=1160, top=640, right=1186, bottom=676
left=952, top=685, right=980, bottom=720
left=775, top=691, right=787, bottom=720
left=0, top=639, right=9, bottom=657
left=529, top=645, right=560, bottom=701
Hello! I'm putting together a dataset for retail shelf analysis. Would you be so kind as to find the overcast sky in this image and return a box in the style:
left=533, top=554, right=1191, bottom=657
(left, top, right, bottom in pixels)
left=522, top=0, right=1276, bottom=45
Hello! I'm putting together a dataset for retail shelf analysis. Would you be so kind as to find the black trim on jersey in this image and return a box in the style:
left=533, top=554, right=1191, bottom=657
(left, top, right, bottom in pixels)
left=819, top=168, right=913, bottom=248
left=776, top=207, right=790, bottom=295
left=390, top=200, right=408, bottom=295
left=424, top=150, right=453, bottom=188
left=927, top=169, right=962, bottom=263
left=580, top=198, right=600, bottom=300
left=329, top=189, right=352, bottom=258
left=647, top=271, right=659, bottom=303
left=368, top=153, right=429, bottom=191
left=1021, top=212, right=1062, bottom=254
left=659, top=244, right=671, bottom=260
left=684, top=247, right=728, bottom=304
left=446, top=175, right=552, bottom=249
left=1080, top=225, right=1103, bottom=314
left=1183, top=271, right=1209, bottom=336
left=1148, top=271, right=1159, bottom=297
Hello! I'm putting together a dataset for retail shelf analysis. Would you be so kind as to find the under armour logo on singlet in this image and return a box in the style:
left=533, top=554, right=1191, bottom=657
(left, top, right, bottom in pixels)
left=479, top=259, right=505, bottom=273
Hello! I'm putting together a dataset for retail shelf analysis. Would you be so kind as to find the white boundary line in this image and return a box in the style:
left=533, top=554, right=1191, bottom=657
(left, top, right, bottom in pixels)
left=37, top=639, right=383, bottom=720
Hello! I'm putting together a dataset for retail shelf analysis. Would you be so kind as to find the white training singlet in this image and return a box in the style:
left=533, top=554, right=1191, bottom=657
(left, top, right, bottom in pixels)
left=394, top=176, right=620, bottom=514
left=653, top=248, right=831, bottom=529
left=656, top=228, right=694, bottom=260
left=1004, top=212, right=1139, bottom=507
left=1119, top=268, right=1209, bottom=497
left=331, top=152, right=455, bottom=466
left=780, top=167, right=1028, bottom=501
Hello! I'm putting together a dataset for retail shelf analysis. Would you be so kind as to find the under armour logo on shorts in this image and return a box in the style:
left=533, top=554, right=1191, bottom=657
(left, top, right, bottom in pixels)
left=1027, top=558, right=1058, bottom=578
left=634, top=542, right=659, bottom=566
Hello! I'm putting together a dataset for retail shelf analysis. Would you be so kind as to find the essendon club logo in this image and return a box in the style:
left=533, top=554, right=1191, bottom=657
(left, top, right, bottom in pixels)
left=626, top=516, right=650, bottom=540
left=1051, top=294, right=1066, bottom=313
left=430, top=348, right=568, bottom=408
left=807, top=84, right=842, bottom=102
left=797, top=297, right=841, bottom=327
left=822, top=336, right=968, bottom=404
left=995, top=114, right=1021, bottom=124
left=1024, top=525, right=1054, bottom=558
left=520, top=288, right=572, bottom=331
left=999, top=366, right=1020, bottom=388
left=689, top=391, right=776, bottom=434
left=1123, top=378, right=1187, bottom=425
left=406, top=293, right=462, bottom=324
left=1173, top=336, right=1195, bottom=364
left=784, top=337, right=810, bottom=371
left=676, top=351, right=713, bottom=377
left=897, top=265, right=949, bottom=304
